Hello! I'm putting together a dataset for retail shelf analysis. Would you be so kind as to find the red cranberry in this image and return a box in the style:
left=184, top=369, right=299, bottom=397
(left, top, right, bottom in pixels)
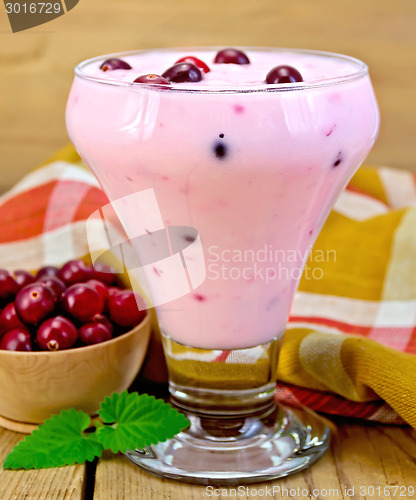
left=58, top=259, right=90, bottom=285
left=108, top=289, right=146, bottom=327
left=86, top=279, right=108, bottom=306
left=266, top=65, right=303, bottom=84
left=0, top=302, right=26, bottom=335
left=0, top=328, right=32, bottom=351
left=88, top=263, right=116, bottom=286
left=175, top=56, right=210, bottom=73
left=100, top=58, right=132, bottom=71
left=79, top=322, right=112, bottom=346
left=108, top=286, right=121, bottom=298
left=92, top=313, right=114, bottom=335
left=36, top=266, right=60, bottom=279
left=13, top=270, right=35, bottom=289
left=0, top=269, right=19, bottom=304
left=15, top=283, right=56, bottom=325
left=37, top=276, right=66, bottom=301
left=134, top=74, right=171, bottom=85
left=60, top=284, right=104, bottom=323
left=214, top=48, right=250, bottom=65
left=107, top=286, right=122, bottom=309
left=36, top=316, right=78, bottom=351
left=162, top=63, right=203, bottom=83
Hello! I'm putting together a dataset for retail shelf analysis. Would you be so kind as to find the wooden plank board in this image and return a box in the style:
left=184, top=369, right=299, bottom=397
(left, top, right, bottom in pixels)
left=93, top=423, right=416, bottom=499
left=1, top=0, right=416, bottom=191
left=0, top=427, right=86, bottom=500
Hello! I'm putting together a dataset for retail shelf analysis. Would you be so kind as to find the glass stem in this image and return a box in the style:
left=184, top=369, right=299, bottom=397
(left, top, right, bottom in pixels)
left=162, top=334, right=281, bottom=417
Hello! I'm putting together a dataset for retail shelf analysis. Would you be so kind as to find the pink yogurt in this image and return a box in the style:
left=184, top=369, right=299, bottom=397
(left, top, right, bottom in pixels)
left=66, top=48, right=379, bottom=349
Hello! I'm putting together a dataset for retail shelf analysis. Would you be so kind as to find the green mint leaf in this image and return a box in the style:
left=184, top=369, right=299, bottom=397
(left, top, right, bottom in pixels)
left=3, top=409, right=103, bottom=470
left=97, top=391, right=190, bottom=453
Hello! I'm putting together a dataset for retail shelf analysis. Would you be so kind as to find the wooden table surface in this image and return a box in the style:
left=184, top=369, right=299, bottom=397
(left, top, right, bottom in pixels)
left=1, top=415, right=416, bottom=500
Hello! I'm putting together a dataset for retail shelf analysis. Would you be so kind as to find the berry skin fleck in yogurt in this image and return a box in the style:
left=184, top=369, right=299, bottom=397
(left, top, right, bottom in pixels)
left=214, top=142, right=228, bottom=159
left=194, top=293, right=206, bottom=302
left=332, top=152, right=343, bottom=167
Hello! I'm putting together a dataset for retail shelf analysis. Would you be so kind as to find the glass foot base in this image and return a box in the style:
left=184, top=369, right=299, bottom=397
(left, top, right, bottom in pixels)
left=125, top=403, right=330, bottom=485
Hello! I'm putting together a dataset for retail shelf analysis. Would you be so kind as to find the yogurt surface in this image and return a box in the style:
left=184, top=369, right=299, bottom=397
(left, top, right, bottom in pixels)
left=79, top=48, right=367, bottom=89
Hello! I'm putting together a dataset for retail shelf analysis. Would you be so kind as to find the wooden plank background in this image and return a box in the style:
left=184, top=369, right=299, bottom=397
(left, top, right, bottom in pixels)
left=0, top=0, right=415, bottom=192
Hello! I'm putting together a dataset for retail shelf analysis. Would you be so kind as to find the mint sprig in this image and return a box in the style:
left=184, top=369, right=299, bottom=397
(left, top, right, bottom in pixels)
left=3, top=391, right=190, bottom=470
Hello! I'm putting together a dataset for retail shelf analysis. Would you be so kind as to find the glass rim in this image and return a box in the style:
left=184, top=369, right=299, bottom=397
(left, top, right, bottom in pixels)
left=74, top=46, right=369, bottom=94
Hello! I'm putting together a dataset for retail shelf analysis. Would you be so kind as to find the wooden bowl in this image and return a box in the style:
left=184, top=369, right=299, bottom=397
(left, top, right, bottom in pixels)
left=0, top=313, right=151, bottom=425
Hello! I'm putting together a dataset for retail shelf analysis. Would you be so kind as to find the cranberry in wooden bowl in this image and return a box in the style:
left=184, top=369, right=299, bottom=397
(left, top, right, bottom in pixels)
left=0, top=260, right=151, bottom=425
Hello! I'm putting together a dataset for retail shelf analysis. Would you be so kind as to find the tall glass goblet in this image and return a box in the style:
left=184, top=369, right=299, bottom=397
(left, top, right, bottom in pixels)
left=66, top=47, right=379, bottom=484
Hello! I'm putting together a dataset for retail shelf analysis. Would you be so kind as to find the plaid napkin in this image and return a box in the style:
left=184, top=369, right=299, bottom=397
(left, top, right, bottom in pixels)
left=278, top=166, right=416, bottom=427
left=1, top=146, right=415, bottom=428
